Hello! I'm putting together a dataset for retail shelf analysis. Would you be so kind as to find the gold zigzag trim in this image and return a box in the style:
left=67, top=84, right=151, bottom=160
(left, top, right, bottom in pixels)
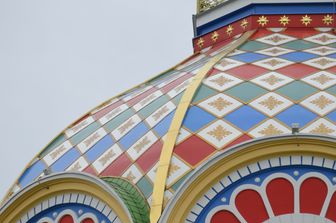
left=150, top=30, right=256, bottom=223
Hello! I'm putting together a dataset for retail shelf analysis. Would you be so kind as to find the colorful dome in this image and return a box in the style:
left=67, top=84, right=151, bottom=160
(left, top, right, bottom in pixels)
left=1, top=1, right=336, bottom=223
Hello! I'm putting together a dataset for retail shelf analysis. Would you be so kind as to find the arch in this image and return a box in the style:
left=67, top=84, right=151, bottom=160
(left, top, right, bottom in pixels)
left=159, top=135, right=336, bottom=223
left=0, top=172, right=132, bottom=223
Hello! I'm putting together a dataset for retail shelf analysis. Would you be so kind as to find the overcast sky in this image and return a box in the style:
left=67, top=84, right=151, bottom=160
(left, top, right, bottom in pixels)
left=0, top=0, right=195, bottom=200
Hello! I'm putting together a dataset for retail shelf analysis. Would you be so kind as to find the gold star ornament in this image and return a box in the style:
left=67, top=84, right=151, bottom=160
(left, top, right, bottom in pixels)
left=197, top=38, right=205, bottom=48
left=323, top=14, right=334, bottom=26
left=226, top=25, right=234, bottom=36
left=241, top=19, right=249, bottom=29
left=211, top=31, right=219, bottom=42
left=279, top=15, right=290, bottom=26
left=258, top=16, right=269, bottom=27
left=301, top=15, right=312, bottom=26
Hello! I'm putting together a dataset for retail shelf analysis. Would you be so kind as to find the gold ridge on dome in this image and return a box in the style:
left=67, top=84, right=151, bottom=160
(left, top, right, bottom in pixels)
left=198, top=0, right=229, bottom=13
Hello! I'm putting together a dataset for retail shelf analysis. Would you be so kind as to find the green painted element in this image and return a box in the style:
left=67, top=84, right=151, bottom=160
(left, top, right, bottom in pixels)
left=138, top=95, right=170, bottom=118
left=171, top=172, right=192, bottom=192
left=149, top=70, right=177, bottom=85
left=281, top=40, right=319, bottom=50
left=70, top=122, right=100, bottom=145
left=326, top=85, right=336, bottom=96
left=136, top=176, right=153, bottom=198
left=39, top=134, right=66, bottom=157
left=276, top=81, right=318, bottom=101
left=104, top=109, right=135, bottom=133
left=102, top=177, right=150, bottom=223
left=172, top=92, right=184, bottom=105
left=239, top=41, right=270, bottom=51
left=328, top=43, right=336, bottom=48
left=225, top=82, right=267, bottom=103
left=192, top=84, right=218, bottom=104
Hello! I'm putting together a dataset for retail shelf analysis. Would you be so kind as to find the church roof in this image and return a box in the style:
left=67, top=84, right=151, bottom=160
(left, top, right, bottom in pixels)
left=3, top=2, right=336, bottom=220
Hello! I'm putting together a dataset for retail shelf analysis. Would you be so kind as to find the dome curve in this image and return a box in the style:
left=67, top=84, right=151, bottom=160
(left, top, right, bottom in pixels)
left=3, top=5, right=336, bottom=223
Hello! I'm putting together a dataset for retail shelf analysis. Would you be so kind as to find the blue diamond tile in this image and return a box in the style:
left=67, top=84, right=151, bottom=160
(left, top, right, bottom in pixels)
left=50, top=148, right=80, bottom=172
left=224, top=105, right=266, bottom=131
left=279, top=52, right=318, bottom=62
left=230, top=52, right=268, bottom=63
left=276, top=105, right=317, bottom=128
left=328, top=54, right=336, bottom=59
left=119, top=122, right=149, bottom=149
left=154, top=110, right=175, bottom=137
left=327, top=111, right=336, bottom=123
left=183, top=106, right=216, bottom=132
left=85, top=135, right=114, bottom=162
left=19, top=160, right=46, bottom=187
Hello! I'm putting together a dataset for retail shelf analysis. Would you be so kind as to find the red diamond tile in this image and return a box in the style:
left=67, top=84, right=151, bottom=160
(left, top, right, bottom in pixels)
left=277, top=64, right=318, bottom=79
left=93, top=100, right=123, bottom=120
left=208, top=68, right=222, bottom=77
left=207, top=38, right=234, bottom=55
left=100, top=153, right=132, bottom=176
left=174, top=135, right=216, bottom=166
left=250, top=29, right=274, bottom=40
left=83, top=165, right=98, bottom=176
left=136, top=140, right=163, bottom=173
left=223, top=134, right=252, bottom=150
left=161, top=72, right=193, bottom=93
left=127, top=87, right=157, bottom=107
left=282, top=28, right=320, bottom=39
left=328, top=66, right=336, bottom=74
left=226, top=64, right=269, bottom=80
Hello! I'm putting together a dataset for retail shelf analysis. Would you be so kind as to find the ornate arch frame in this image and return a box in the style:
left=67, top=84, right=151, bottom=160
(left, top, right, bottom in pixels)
left=0, top=172, right=132, bottom=223
left=159, top=134, right=336, bottom=223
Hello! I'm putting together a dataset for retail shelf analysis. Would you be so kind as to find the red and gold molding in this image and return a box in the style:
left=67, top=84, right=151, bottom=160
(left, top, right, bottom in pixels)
left=194, top=14, right=336, bottom=51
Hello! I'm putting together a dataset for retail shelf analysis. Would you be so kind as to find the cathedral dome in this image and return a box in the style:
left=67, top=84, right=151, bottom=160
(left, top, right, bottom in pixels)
left=1, top=1, right=336, bottom=223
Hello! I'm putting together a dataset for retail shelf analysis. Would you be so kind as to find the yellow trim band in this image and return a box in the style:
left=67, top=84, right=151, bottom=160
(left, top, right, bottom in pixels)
left=163, top=137, right=336, bottom=222
left=0, top=174, right=132, bottom=223
left=150, top=30, right=255, bottom=223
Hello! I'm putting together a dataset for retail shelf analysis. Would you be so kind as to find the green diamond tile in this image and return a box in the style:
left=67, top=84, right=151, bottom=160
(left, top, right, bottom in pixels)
left=239, top=41, right=270, bottom=51
left=172, top=92, right=184, bottom=105
left=39, top=134, right=66, bottom=157
left=171, top=172, right=192, bottom=191
left=192, top=84, right=218, bottom=104
left=136, top=176, right=153, bottom=199
left=328, top=43, right=336, bottom=48
left=326, top=85, right=336, bottom=96
left=276, top=81, right=318, bottom=101
left=104, top=108, right=134, bottom=132
left=225, top=82, right=268, bottom=103
left=138, top=95, right=170, bottom=118
left=281, top=40, right=319, bottom=51
left=70, top=122, right=100, bottom=145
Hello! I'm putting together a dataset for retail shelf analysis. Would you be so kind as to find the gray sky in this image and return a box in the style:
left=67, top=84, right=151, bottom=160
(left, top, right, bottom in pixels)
left=0, top=0, right=195, bottom=200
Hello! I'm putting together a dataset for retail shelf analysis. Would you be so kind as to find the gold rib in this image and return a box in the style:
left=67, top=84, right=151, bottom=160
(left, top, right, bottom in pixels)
left=150, top=30, right=256, bottom=223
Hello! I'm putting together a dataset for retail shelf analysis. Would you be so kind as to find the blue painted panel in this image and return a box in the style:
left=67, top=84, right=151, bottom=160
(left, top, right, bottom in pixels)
left=327, top=111, right=336, bottom=123
left=328, top=54, right=336, bottom=59
left=154, top=110, right=175, bottom=137
left=224, top=105, right=266, bottom=131
left=279, top=52, right=318, bottom=62
left=276, top=105, right=317, bottom=128
left=19, top=160, right=46, bottom=187
left=196, top=3, right=335, bottom=36
left=183, top=106, right=216, bottom=132
left=119, top=122, right=149, bottom=149
left=85, top=135, right=114, bottom=162
left=50, top=148, right=80, bottom=172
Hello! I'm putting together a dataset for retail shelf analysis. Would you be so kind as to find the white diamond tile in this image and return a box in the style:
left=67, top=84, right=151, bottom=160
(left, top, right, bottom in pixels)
left=250, top=92, right=293, bottom=116
left=300, top=91, right=336, bottom=116
left=92, top=144, right=123, bottom=173
left=303, top=57, right=336, bottom=69
left=198, top=93, right=242, bottom=118
left=257, top=46, right=294, bottom=56
left=302, top=71, right=336, bottom=90
left=249, top=119, right=290, bottom=138
left=253, top=57, right=294, bottom=70
left=197, top=120, right=242, bottom=149
left=203, top=72, right=243, bottom=91
left=304, top=46, right=336, bottom=56
left=257, top=33, right=296, bottom=45
left=301, top=118, right=336, bottom=136
left=214, top=58, right=244, bottom=71
left=305, top=33, right=336, bottom=45
left=251, top=71, right=294, bottom=90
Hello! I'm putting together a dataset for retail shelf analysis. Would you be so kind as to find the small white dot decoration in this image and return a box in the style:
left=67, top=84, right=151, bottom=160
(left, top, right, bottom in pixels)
left=255, top=177, right=261, bottom=183
left=221, top=197, right=227, bottom=202
left=53, top=212, right=58, bottom=218
left=294, top=171, right=299, bottom=176
left=333, top=177, right=336, bottom=183
left=78, top=209, right=83, bottom=215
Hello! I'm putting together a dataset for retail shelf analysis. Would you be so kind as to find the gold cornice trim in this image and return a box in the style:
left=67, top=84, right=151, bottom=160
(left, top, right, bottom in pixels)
left=150, top=30, right=256, bottom=223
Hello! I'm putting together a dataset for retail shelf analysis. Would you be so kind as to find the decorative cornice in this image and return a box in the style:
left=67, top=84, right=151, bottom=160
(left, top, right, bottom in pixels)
left=194, top=14, right=336, bottom=51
